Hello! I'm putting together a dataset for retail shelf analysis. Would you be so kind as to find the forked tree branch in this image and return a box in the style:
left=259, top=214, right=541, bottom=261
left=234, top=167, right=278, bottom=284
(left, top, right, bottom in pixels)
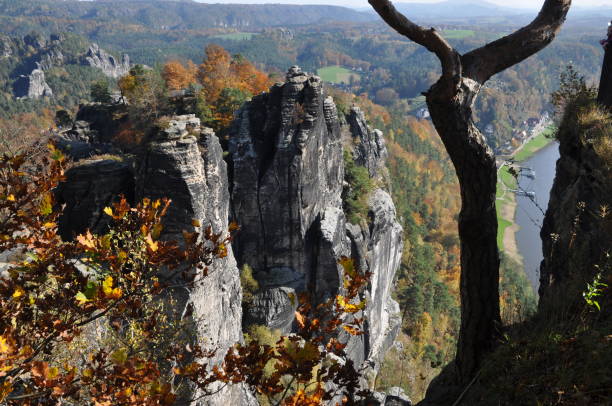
left=462, top=0, right=572, bottom=83
left=369, top=0, right=572, bottom=87
left=368, top=0, right=461, bottom=83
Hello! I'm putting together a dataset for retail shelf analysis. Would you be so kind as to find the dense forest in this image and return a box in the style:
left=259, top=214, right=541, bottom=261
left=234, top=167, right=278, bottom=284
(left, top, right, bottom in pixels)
left=0, top=0, right=605, bottom=149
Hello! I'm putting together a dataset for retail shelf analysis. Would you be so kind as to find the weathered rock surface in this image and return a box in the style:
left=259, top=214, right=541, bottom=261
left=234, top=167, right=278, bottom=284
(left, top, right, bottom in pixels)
left=229, top=67, right=402, bottom=380
left=229, top=66, right=344, bottom=296
left=82, top=43, right=131, bottom=78
left=13, top=69, right=53, bottom=99
left=56, top=67, right=405, bottom=403
left=136, top=115, right=251, bottom=405
left=539, top=119, right=612, bottom=305
left=244, top=287, right=298, bottom=332
left=56, top=159, right=134, bottom=241
left=348, top=107, right=388, bottom=178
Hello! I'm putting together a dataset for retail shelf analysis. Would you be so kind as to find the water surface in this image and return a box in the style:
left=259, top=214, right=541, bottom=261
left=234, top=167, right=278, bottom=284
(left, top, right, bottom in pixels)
left=515, top=142, right=560, bottom=292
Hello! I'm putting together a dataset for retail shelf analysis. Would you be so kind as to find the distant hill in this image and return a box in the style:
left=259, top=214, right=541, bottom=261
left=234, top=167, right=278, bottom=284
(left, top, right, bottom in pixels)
left=0, top=0, right=376, bottom=30
left=361, top=0, right=529, bottom=22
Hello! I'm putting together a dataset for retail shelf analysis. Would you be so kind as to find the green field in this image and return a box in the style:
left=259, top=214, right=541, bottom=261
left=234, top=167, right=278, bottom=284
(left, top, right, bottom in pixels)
left=211, top=32, right=258, bottom=41
left=496, top=165, right=518, bottom=248
left=317, top=66, right=361, bottom=84
left=442, top=29, right=476, bottom=39
left=514, top=126, right=555, bottom=162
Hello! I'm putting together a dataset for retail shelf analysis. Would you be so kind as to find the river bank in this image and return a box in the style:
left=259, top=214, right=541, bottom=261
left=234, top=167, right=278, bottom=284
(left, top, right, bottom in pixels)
left=496, top=126, right=556, bottom=268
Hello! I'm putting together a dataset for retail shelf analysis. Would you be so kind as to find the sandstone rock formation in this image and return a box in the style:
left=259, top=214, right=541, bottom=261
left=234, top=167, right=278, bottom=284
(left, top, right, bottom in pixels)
left=56, top=67, right=404, bottom=403
left=56, top=158, right=134, bottom=241
left=229, top=66, right=403, bottom=373
left=347, top=106, right=388, bottom=178
left=82, top=43, right=131, bottom=78
left=13, top=69, right=53, bottom=99
left=136, top=116, right=252, bottom=405
left=539, top=114, right=612, bottom=305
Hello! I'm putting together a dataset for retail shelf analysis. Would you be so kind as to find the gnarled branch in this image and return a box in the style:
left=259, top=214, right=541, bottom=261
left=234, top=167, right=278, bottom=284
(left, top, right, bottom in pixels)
left=462, top=0, right=572, bottom=83
left=368, top=0, right=461, bottom=84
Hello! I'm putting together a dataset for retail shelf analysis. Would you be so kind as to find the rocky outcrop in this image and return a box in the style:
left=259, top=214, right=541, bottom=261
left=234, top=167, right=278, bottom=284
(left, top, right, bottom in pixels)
left=136, top=115, right=252, bottom=405
left=229, top=67, right=402, bottom=374
left=13, top=69, right=53, bottom=99
left=56, top=158, right=134, bottom=241
left=56, top=115, right=252, bottom=405
left=0, top=35, right=13, bottom=58
left=82, top=43, right=131, bottom=78
left=539, top=114, right=612, bottom=306
left=56, top=67, right=404, bottom=402
left=348, top=107, right=388, bottom=178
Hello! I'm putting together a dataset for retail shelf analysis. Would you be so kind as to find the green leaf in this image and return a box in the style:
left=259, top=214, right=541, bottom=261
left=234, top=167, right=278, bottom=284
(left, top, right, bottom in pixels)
left=76, top=292, right=89, bottom=304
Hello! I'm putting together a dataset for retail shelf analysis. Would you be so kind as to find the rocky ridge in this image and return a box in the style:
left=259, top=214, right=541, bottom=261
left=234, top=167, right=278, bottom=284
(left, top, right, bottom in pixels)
left=82, top=43, right=131, bottom=78
left=55, top=67, right=404, bottom=404
left=2, top=32, right=131, bottom=99
left=229, top=66, right=403, bottom=376
left=539, top=111, right=612, bottom=305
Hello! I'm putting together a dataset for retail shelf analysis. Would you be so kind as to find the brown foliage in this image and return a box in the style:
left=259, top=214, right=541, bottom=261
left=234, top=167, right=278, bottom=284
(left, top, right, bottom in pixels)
left=162, top=60, right=197, bottom=91
left=0, top=147, right=371, bottom=405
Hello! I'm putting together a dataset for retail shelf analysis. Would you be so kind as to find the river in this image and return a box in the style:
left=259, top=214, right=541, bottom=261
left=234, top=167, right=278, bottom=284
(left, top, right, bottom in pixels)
left=515, top=142, right=560, bottom=292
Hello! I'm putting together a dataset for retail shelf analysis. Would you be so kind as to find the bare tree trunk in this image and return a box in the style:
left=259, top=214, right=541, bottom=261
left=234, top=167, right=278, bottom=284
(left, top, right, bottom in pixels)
left=427, top=80, right=501, bottom=380
left=369, top=0, right=572, bottom=384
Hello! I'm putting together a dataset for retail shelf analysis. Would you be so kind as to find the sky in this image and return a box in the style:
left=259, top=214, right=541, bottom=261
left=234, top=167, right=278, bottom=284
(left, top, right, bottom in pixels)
left=195, top=0, right=612, bottom=9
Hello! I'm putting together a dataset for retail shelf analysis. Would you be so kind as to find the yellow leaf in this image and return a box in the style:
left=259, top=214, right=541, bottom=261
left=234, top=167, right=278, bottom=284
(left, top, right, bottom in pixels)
left=145, top=234, right=158, bottom=252
left=118, top=251, right=128, bottom=262
left=0, top=336, right=12, bottom=353
left=111, top=348, right=128, bottom=365
left=102, top=276, right=114, bottom=296
left=39, top=193, right=53, bottom=216
left=295, top=311, right=305, bottom=329
left=47, top=366, right=59, bottom=380
left=75, top=292, right=89, bottom=304
left=6, top=194, right=15, bottom=202
left=103, top=207, right=113, bottom=217
left=42, top=222, right=56, bottom=229
left=192, top=219, right=201, bottom=228
left=12, top=286, right=25, bottom=299
left=337, top=295, right=366, bottom=314
left=82, top=369, right=94, bottom=378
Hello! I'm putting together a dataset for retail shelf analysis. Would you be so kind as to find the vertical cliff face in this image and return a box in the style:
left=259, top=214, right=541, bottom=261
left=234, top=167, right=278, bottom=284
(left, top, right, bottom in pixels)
left=229, top=67, right=403, bottom=372
left=229, top=66, right=344, bottom=303
left=539, top=106, right=611, bottom=306
left=57, top=115, right=252, bottom=405
left=135, top=116, right=251, bottom=405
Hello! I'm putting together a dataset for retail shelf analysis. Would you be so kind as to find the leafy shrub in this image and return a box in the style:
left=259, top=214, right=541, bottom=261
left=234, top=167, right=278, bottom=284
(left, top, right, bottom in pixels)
left=240, top=264, right=260, bottom=306
left=343, top=149, right=374, bottom=224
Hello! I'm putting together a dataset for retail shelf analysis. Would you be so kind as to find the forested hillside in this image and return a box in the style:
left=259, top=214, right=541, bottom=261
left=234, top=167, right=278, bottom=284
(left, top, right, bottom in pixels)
left=0, top=0, right=604, bottom=150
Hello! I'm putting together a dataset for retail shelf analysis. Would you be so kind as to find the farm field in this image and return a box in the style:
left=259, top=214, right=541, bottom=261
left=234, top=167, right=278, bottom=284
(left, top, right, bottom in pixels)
left=211, top=32, right=258, bottom=41
left=442, top=29, right=476, bottom=39
left=317, top=66, right=361, bottom=84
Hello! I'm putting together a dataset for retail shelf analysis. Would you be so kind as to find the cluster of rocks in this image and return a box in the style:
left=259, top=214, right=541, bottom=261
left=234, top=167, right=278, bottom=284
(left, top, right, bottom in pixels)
left=81, top=43, right=131, bottom=78
left=55, top=66, right=404, bottom=405
left=4, top=32, right=131, bottom=99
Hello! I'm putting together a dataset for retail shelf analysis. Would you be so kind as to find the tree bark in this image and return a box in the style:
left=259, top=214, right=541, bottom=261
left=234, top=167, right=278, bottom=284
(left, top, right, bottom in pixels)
left=369, top=0, right=572, bottom=384
left=426, top=79, right=501, bottom=380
